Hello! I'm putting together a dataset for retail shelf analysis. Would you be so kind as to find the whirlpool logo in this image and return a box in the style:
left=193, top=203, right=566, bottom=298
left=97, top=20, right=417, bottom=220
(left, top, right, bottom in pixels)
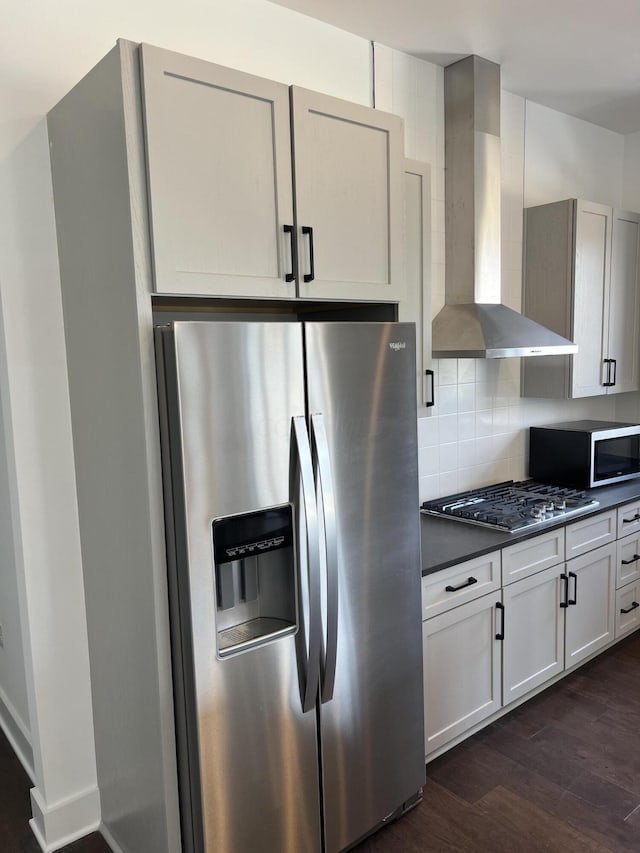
left=389, top=341, right=406, bottom=351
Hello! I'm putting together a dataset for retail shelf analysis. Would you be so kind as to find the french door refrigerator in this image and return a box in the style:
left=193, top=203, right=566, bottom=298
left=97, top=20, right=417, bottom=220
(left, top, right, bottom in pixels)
left=155, top=320, right=424, bottom=853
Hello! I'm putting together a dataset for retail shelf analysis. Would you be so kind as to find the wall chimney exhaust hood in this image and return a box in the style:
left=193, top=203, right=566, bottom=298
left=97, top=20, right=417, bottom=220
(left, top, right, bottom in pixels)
left=432, top=55, right=578, bottom=359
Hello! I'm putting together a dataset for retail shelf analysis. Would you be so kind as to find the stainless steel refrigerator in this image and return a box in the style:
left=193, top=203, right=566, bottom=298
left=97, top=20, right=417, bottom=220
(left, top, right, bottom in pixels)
left=155, top=320, right=425, bottom=853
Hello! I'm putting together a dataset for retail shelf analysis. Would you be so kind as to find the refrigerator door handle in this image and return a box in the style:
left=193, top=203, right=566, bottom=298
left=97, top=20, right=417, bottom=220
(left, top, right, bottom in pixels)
left=310, top=413, right=339, bottom=704
left=292, top=416, right=322, bottom=712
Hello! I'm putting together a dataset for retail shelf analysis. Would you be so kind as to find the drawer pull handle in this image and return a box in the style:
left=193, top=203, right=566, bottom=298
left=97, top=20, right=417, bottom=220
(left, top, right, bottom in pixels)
left=495, top=601, right=505, bottom=641
left=445, top=576, right=478, bottom=592
left=620, top=601, right=639, bottom=615
left=621, top=554, right=640, bottom=565
left=623, top=514, right=640, bottom=523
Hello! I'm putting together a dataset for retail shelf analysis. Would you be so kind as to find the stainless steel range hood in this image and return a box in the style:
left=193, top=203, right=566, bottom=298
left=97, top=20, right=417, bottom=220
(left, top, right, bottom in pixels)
left=432, top=55, right=578, bottom=359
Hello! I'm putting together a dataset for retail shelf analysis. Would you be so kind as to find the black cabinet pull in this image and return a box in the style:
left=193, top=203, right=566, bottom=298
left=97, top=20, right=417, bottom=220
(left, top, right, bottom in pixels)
left=612, top=358, right=617, bottom=386
left=623, top=514, right=640, bottom=524
left=283, top=224, right=295, bottom=283
left=560, top=573, right=569, bottom=608
left=621, top=554, right=640, bottom=565
left=620, top=601, right=640, bottom=614
left=425, top=369, right=435, bottom=408
left=495, top=601, right=505, bottom=641
left=445, top=576, right=477, bottom=592
left=302, top=225, right=315, bottom=283
left=603, top=358, right=614, bottom=387
left=568, top=570, right=578, bottom=606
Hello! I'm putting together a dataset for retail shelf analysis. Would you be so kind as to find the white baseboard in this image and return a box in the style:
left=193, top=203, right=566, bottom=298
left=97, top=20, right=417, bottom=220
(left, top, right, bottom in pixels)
left=99, top=822, right=126, bottom=853
left=29, top=784, right=101, bottom=852
left=0, top=682, right=34, bottom=781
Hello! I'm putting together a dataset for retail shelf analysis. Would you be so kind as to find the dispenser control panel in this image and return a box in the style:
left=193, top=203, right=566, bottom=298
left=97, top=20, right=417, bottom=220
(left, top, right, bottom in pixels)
left=212, top=505, right=293, bottom=564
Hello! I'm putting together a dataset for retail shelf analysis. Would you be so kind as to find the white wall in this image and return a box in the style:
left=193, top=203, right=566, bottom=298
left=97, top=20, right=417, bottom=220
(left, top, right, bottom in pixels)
left=0, top=318, right=31, bottom=765
left=622, top=131, right=640, bottom=211
left=524, top=100, right=624, bottom=208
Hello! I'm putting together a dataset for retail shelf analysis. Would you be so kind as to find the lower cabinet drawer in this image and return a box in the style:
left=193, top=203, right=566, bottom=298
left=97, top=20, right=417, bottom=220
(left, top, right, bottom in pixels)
left=618, top=500, right=640, bottom=538
left=565, top=510, right=616, bottom=559
left=616, top=582, right=640, bottom=639
left=422, top=551, right=501, bottom=619
left=502, top=528, right=565, bottom=585
left=616, top=535, right=640, bottom=588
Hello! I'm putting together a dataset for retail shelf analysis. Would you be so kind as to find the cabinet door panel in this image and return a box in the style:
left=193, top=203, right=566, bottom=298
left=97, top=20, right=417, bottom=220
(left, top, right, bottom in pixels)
left=502, top=566, right=564, bottom=705
left=571, top=200, right=612, bottom=398
left=291, top=87, right=403, bottom=301
left=565, top=543, right=616, bottom=668
left=402, top=160, right=432, bottom=409
left=141, top=45, right=294, bottom=298
left=608, top=210, right=640, bottom=393
left=423, top=593, right=501, bottom=756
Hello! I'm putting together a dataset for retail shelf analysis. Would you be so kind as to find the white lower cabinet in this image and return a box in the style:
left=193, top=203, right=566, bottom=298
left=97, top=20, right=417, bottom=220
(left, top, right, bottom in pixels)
left=564, top=543, right=616, bottom=667
left=423, top=592, right=502, bottom=756
left=502, top=565, right=564, bottom=705
left=423, top=517, right=627, bottom=760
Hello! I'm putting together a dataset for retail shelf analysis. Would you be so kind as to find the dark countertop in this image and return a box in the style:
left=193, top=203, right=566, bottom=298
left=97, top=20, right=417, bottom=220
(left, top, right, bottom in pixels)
left=421, top=479, right=640, bottom=576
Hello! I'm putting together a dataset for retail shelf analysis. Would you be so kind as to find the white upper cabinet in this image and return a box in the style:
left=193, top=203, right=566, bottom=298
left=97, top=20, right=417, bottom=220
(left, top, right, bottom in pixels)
left=401, top=159, right=432, bottom=409
left=141, top=45, right=295, bottom=299
left=291, top=87, right=403, bottom=301
left=141, top=45, right=404, bottom=301
left=522, top=199, right=640, bottom=398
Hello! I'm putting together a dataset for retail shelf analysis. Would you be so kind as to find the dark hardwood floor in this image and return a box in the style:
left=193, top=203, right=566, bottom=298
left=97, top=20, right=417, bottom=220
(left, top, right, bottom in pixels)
left=356, top=630, right=640, bottom=853
left=2, top=631, right=639, bottom=852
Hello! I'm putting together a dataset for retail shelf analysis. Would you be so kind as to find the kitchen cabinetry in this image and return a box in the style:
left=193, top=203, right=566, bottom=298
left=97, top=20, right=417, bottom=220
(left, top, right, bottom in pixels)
left=422, top=553, right=502, bottom=756
left=423, top=508, right=629, bottom=759
left=522, top=200, right=640, bottom=398
left=615, top=500, right=640, bottom=638
left=141, top=44, right=404, bottom=301
left=401, top=159, right=433, bottom=409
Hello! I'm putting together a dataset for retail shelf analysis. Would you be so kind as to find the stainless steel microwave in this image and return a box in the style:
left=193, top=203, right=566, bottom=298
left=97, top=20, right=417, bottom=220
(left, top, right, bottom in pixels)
left=529, top=420, right=640, bottom=489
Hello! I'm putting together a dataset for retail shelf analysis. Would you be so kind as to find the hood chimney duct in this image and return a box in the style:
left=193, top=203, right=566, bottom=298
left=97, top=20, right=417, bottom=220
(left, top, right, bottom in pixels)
left=431, top=55, right=578, bottom=358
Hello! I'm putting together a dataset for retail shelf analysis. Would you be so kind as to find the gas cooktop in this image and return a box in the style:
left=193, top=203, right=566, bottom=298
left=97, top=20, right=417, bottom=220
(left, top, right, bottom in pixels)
left=421, top=480, right=599, bottom=533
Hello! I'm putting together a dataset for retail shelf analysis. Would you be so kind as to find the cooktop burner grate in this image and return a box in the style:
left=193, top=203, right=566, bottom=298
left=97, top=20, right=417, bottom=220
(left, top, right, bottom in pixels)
left=421, top=480, right=599, bottom=532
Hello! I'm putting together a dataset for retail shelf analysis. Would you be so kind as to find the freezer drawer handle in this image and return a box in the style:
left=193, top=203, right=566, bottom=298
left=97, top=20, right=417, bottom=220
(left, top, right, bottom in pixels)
left=311, top=413, right=338, bottom=704
left=284, top=224, right=296, bottom=283
left=621, top=554, right=640, bottom=565
left=621, top=601, right=639, bottom=614
left=291, top=416, right=322, bottom=713
left=623, top=514, right=640, bottom=524
left=445, top=576, right=477, bottom=592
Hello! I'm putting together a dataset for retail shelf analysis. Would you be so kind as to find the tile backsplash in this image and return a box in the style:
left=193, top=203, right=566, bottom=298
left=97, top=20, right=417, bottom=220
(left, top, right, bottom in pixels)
left=418, top=358, right=526, bottom=501
left=417, top=357, right=618, bottom=502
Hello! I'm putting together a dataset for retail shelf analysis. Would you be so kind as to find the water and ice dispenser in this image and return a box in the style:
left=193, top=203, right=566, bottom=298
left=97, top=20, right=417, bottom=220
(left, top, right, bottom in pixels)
left=212, top=505, right=297, bottom=656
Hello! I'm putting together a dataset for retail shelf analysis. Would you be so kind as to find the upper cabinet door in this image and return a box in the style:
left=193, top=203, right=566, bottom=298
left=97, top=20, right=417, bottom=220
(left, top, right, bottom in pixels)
left=608, top=210, right=640, bottom=394
left=141, top=45, right=295, bottom=298
left=571, top=200, right=612, bottom=398
left=290, top=87, right=403, bottom=302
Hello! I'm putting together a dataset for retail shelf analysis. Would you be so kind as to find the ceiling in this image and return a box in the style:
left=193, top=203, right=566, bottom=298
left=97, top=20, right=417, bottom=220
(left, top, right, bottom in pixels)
left=269, top=0, right=640, bottom=134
